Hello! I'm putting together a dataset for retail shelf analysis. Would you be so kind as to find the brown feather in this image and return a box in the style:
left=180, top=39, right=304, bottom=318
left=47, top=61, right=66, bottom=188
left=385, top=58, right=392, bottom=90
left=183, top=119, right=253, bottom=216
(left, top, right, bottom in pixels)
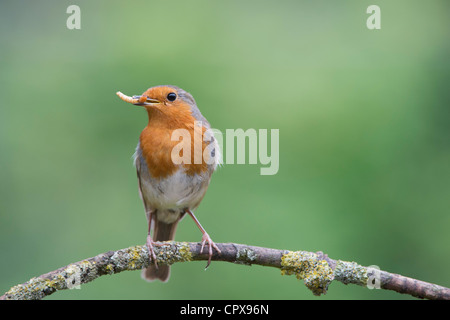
left=141, top=219, right=179, bottom=282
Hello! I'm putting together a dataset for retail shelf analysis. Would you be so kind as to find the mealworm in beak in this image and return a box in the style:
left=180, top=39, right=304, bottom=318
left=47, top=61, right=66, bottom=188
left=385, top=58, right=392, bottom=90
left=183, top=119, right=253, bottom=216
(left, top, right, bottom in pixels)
left=116, top=91, right=139, bottom=104
left=116, top=91, right=147, bottom=104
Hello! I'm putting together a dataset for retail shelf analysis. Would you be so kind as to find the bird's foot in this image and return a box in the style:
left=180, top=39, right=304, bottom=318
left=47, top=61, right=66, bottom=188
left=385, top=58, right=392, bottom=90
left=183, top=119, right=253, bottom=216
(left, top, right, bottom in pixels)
left=146, top=235, right=158, bottom=269
left=200, top=232, right=221, bottom=269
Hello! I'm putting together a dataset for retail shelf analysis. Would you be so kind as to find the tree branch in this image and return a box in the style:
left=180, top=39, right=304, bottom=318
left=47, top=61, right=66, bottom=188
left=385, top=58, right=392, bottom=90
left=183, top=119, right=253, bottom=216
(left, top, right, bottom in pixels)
left=1, top=242, right=449, bottom=300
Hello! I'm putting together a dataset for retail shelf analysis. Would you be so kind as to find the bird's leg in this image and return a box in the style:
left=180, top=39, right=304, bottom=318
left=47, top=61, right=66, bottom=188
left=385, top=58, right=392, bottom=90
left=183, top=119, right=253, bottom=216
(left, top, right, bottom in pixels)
left=146, top=211, right=158, bottom=269
left=186, top=209, right=221, bottom=269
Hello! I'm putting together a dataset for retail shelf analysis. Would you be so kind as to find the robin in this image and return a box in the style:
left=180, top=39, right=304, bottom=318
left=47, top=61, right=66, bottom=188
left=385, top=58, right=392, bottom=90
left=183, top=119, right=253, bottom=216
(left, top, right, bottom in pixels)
left=116, top=85, right=221, bottom=282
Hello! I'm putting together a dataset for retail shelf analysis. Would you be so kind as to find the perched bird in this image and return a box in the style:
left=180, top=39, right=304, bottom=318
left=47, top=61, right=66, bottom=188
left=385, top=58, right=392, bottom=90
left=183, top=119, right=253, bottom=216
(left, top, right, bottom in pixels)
left=117, top=85, right=221, bottom=282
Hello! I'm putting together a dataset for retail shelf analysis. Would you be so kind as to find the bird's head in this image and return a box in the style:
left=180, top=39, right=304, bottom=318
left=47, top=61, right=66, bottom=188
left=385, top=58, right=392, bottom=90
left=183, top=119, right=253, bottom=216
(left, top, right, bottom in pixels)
left=117, top=85, right=209, bottom=127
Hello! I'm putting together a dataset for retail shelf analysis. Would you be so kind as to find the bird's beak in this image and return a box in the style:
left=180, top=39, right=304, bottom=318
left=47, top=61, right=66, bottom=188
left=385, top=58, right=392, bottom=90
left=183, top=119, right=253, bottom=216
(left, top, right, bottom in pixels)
left=132, top=95, right=161, bottom=107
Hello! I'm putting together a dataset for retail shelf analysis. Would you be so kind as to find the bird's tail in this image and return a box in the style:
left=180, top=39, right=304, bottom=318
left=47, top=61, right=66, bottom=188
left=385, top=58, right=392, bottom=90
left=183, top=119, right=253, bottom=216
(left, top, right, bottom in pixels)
left=141, top=219, right=179, bottom=282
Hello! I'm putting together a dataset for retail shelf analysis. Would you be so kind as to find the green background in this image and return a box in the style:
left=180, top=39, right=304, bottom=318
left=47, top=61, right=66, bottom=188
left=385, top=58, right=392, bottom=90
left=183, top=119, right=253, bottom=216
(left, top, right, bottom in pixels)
left=1, top=0, right=449, bottom=300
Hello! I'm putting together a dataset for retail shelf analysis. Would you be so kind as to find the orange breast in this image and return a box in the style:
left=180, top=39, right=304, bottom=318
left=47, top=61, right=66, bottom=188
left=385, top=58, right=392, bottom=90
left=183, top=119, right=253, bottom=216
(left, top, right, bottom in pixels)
left=140, top=106, right=210, bottom=179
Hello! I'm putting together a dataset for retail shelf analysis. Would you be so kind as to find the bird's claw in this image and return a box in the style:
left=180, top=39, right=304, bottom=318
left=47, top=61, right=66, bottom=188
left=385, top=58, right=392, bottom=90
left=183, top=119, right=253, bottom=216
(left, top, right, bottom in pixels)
left=146, top=235, right=158, bottom=269
left=200, top=232, right=221, bottom=269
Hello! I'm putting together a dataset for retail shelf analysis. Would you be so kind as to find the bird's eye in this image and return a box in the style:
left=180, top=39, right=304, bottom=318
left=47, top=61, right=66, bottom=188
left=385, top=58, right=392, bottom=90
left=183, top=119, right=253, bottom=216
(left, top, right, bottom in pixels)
left=167, top=92, right=177, bottom=101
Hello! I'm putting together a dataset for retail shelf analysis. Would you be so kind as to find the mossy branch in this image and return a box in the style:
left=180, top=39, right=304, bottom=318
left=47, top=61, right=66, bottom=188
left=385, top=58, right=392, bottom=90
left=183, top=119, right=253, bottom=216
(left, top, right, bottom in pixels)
left=1, top=242, right=449, bottom=300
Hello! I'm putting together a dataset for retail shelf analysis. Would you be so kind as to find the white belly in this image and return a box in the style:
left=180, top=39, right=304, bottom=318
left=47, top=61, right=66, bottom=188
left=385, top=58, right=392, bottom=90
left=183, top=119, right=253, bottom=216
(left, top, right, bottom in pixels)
left=139, top=168, right=210, bottom=210
left=134, top=143, right=213, bottom=224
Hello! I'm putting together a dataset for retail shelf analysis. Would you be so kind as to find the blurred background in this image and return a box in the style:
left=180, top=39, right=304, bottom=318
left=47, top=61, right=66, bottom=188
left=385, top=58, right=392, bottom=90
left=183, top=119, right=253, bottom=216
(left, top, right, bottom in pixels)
left=0, top=0, right=449, bottom=300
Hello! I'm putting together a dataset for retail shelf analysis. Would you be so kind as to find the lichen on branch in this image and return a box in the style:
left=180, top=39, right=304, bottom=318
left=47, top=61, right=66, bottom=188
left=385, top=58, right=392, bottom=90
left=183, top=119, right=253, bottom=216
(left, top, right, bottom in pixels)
left=280, top=251, right=334, bottom=296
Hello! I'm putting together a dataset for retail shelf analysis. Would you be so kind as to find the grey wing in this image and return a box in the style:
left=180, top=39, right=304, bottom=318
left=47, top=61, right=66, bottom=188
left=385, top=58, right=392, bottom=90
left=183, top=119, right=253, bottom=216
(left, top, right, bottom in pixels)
left=205, top=131, right=222, bottom=170
left=134, top=143, right=154, bottom=224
